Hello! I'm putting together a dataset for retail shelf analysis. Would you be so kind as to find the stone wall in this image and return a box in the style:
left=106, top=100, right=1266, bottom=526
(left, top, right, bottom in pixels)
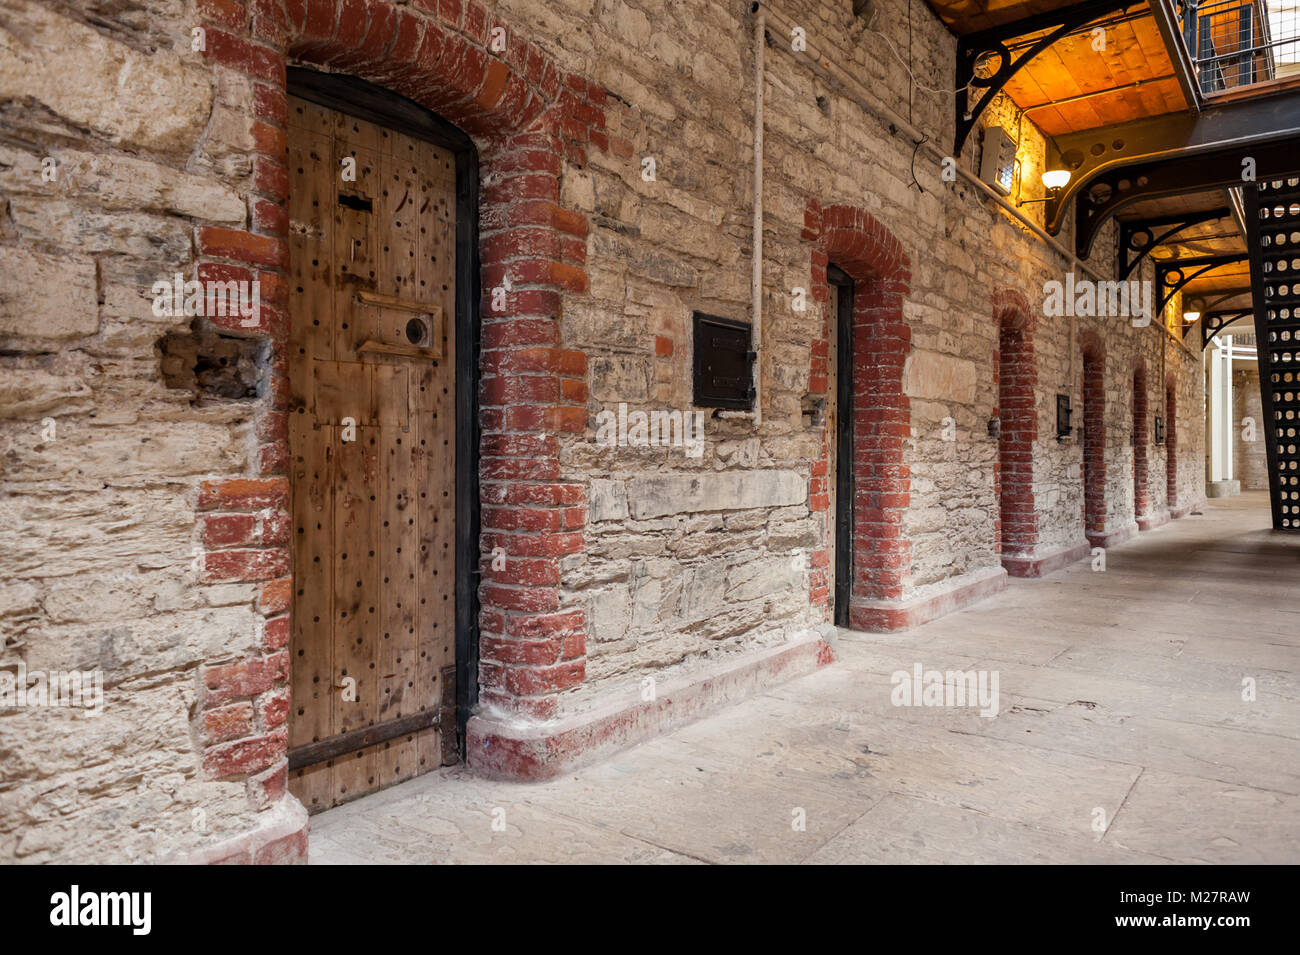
left=0, top=0, right=1208, bottom=860
left=0, top=0, right=274, bottom=862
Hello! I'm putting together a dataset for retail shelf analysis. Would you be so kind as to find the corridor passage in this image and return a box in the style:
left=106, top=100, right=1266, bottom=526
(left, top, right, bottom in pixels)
left=311, top=493, right=1300, bottom=864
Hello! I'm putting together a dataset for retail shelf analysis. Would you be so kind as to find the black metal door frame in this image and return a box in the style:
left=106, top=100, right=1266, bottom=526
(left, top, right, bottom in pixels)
left=829, top=264, right=855, bottom=627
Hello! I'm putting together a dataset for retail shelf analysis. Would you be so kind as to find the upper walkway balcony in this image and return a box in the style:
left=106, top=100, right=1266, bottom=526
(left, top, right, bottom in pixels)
left=1180, top=0, right=1300, bottom=99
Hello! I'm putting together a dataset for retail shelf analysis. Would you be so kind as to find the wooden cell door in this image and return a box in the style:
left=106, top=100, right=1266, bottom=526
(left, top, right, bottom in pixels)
left=286, top=95, right=457, bottom=812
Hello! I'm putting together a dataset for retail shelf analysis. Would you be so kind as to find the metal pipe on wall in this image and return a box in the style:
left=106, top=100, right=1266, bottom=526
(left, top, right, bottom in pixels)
left=721, top=5, right=765, bottom=424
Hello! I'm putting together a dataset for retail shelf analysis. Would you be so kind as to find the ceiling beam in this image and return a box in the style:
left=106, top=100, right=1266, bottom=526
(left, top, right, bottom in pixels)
left=1117, top=206, right=1231, bottom=279
left=1155, top=252, right=1250, bottom=311
left=1041, top=95, right=1300, bottom=255
left=1023, top=73, right=1178, bottom=114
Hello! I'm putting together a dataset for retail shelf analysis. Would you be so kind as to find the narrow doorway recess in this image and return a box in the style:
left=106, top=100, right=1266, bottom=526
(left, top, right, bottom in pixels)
left=829, top=264, right=854, bottom=628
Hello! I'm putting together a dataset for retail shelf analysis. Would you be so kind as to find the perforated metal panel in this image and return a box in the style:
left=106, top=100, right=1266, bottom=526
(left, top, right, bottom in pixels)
left=1245, top=178, right=1300, bottom=531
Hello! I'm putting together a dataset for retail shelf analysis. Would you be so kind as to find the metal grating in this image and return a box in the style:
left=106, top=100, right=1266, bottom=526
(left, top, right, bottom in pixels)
left=1244, top=177, right=1300, bottom=530
left=1183, top=0, right=1300, bottom=95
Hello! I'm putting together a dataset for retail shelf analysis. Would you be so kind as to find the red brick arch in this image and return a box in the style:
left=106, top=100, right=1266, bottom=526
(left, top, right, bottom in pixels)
left=190, top=0, right=605, bottom=812
left=992, top=289, right=1038, bottom=569
left=803, top=201, right=912, bottom=628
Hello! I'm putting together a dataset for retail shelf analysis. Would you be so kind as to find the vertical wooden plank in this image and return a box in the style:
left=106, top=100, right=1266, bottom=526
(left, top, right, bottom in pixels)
left=287, top=94, right=338, bottom=813
left=287, top=413, right=334, bottom=813
left=327, top=110, right=383, bottom=808
left=333, top=133, right=381, bottom=360
left=329, top=421, right=379, bottom=805
left=376, top=364, right=418, bottom=789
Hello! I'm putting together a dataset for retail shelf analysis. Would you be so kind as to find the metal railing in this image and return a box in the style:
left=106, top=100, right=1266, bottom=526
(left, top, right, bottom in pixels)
left=1181, top=0, right=1300, bottom=95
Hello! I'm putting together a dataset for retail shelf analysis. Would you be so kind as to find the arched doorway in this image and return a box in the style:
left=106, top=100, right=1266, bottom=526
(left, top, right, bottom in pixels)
left=804, top=202, right=912, bottom=630
left=192, top=0, right=604, bottom=792
left=995, top=291, right=1038, bottom=570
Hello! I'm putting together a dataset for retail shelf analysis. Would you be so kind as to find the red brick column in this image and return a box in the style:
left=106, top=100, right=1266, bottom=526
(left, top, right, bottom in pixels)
left=190, top=0, right=606, bottom=820
left=1133, top=361, right=1149, bottom=519
left=476, top=127, right=592, bottom=720
left=992, top=290, right=1038, bottom=561
left=196, top=478, right=293, bottom=808
left=1081, top=333, right=1107, bottom=543
left=802, top=201, right=912, bottom=624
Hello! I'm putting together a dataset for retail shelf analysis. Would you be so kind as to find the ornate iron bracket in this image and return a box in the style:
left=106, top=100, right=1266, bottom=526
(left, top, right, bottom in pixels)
left=1155, top=253, right=1248, bottom=313
left=1042, top=95, right=1300, bottom=251
left=953, top=0, right=1136, bottom=158
left=1072, top=140, right=1300, bottom=258
left=1201, top=310, right=1252, bottom=349
left=1117, top=207, right=1231, bottom=280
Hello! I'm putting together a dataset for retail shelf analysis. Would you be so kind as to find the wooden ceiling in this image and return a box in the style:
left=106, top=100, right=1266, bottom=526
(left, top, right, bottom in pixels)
left=930, top=1, right=1189, bottom=133
left=1005, top=13, right=1187, bottom=134
left=929, top=0, right=1104, bottom=33
left=927, top=0, right=1250, bottom=320
left=1119, top=188, right=1250, bottom=308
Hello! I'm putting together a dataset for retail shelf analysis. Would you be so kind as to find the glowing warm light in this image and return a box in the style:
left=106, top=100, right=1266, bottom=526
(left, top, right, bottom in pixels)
left=1042, top=169, right=1071, bottom=190
left=1183, top=311, right=1202, bottom=323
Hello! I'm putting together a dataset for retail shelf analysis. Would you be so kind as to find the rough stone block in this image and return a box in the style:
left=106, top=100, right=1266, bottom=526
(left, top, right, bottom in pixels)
left=625, top=471, right=806, bottom=519
left=0, top=247, right=98, bottom=341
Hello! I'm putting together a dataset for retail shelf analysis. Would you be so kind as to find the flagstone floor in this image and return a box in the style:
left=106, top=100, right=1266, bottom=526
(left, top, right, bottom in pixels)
left=310, top=492, right=1300, bottom=864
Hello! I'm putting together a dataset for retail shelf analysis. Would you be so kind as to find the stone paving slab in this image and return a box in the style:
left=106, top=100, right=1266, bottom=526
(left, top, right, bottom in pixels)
left=309, top=776, right=698, bottom=864
left=979, top=697, right=1300, bottom=796
left=311, top=494, right=1300, bottom=864
left=805, top=793, right=1170, bottom=865
left=1102, top=769, right=1300, bottom=864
